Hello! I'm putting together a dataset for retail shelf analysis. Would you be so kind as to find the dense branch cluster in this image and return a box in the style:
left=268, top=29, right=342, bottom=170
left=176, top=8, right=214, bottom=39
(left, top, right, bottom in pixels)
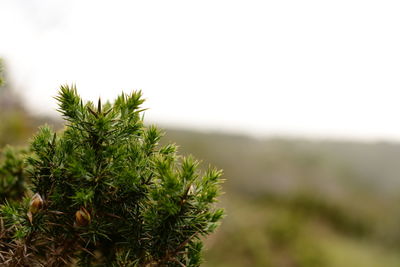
left=0, top=86, right=224, bottom=266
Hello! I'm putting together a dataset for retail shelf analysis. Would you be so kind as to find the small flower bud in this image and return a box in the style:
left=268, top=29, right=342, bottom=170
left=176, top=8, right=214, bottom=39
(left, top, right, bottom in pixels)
left=29, top=193, right=44, bottom=214
left=75, top=207, right=91, bottom=227
left=27, top=193, right=44, bottom=224
left=188, top=184, right=195, bottom=195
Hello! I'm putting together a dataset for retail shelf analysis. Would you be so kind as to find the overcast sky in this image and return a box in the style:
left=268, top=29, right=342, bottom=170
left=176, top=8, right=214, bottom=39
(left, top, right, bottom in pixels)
left=1, top=0, right=400, bottom=140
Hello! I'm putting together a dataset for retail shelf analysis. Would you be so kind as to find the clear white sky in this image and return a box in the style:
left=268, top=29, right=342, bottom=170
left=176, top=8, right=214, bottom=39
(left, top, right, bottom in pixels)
left=1, top=0, right=400, bottom=140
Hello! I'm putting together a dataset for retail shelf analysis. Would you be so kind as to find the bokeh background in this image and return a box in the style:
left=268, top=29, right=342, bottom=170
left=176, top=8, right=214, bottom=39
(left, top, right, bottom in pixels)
left=2, top=1, right=400, bottom=266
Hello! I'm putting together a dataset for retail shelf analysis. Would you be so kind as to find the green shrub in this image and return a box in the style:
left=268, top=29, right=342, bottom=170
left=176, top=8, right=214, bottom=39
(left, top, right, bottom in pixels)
left=0, top=85, right=224, bottom=266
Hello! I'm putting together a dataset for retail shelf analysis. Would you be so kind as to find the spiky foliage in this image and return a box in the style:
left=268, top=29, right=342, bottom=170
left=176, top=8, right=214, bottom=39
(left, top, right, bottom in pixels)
left=0, top=85, right=224, bottom=266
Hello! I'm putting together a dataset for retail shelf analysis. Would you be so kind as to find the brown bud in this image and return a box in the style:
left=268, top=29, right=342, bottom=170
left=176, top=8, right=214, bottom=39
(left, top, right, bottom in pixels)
left=75, top=207, right=91, bottom=227
left=29, top=193, right=43, bottom=213
left=27, top=193, right=43, bottom=223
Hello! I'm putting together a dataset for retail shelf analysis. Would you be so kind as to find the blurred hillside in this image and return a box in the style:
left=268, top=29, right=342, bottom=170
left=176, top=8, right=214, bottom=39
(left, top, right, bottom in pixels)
left=161, top=129, right=400, bottom=266
left=0, top=60, right=61, bottom=147
left=1, top=74, right=400, bottom=265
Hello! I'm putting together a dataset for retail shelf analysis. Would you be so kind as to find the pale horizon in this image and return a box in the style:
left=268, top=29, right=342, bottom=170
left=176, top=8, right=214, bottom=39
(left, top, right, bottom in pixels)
left=1, top=0, right=400, bottom=141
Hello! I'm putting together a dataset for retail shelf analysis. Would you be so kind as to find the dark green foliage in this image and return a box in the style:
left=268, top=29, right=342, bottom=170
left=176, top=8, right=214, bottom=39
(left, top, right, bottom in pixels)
left=0, top=86, right=224, bottom=266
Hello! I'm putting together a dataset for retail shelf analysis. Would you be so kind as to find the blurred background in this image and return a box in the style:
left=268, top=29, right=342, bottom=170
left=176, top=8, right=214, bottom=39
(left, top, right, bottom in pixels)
left=2, top=0, right=400, bottom=266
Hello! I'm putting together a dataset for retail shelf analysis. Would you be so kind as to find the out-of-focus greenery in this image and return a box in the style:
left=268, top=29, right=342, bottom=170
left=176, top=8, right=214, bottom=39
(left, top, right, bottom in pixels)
left=162, top=129, right=400, bottom=267
left=0, top=59, right=3, bottom=86
left=0, top=61, right=60, bottom=147
left=2, top=70, right=400, bottom=265
left=0, top=146, right=28, bottom=202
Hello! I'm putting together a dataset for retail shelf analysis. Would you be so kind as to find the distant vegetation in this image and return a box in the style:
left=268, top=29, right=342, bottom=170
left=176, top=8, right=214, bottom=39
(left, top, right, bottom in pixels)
left=163, top=129, right=400, bottom=266
left=0, top=60, right=60, bottom=147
